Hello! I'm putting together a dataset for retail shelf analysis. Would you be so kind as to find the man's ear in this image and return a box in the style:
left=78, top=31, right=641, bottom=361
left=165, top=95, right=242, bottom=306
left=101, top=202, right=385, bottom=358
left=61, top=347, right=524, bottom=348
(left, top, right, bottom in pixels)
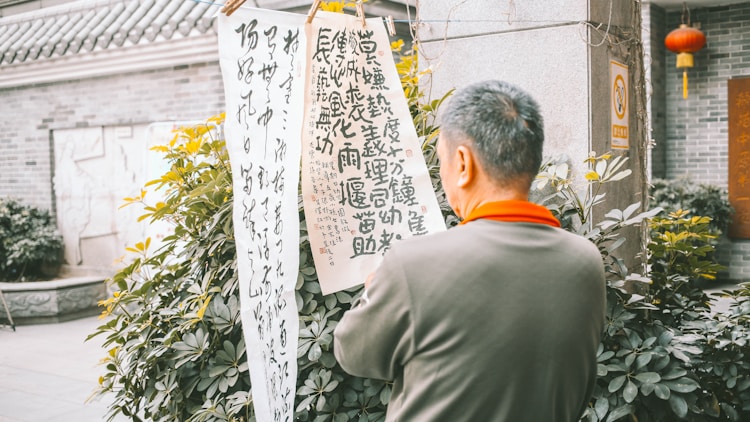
left=455, top=145, right=476, bottom=188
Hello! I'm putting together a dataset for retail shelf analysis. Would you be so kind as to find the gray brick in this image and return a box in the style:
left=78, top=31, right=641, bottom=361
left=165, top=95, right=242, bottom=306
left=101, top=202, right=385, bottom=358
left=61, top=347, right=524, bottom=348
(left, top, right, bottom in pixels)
left=0, top=59, right=225, bottom=211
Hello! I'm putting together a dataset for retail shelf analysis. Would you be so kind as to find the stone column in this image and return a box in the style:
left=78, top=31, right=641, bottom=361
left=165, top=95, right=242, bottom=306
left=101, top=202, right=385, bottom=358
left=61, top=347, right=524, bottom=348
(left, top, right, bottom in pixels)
left=418, top=0, right=648, bottom=266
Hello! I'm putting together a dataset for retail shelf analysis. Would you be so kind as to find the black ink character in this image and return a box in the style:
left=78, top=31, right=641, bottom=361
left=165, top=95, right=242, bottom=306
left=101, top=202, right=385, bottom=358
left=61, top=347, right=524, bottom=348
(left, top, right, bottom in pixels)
left=339, top=177, right=368, bottom=209
left=365, top=158, right=389, bottom=185
left=283, top=29, right=300, bottom=55
left=378, top=228, right=400, bottom=253
left=378, top=205, right=402, bottom=225
left=369, top=187, right=389, bottom=208
left=312, top=27, right=332, bottom=64
left=235, top=20, right=259, bottom=51
left=315, top=134, right=334, bottom=156
left=353, top=211, right=376, bottom=235
left=351, top=235, right=377, bottom=258
left=408, top=210, right=428, bottom=235
left=264, top=26, right=278, bottom=57
left=332, top=118, right=355, bottom=139
left=337, top=142, right=361, bottom=173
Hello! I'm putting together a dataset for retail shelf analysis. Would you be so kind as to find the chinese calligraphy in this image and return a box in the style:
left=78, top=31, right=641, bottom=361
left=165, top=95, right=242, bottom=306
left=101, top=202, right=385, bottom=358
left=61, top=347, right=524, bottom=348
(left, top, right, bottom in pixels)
left=301, top=12, right=445, bottom=294
left=219, top=9, right=448, bottom=419
left=218, top=8, right=305, bottom=422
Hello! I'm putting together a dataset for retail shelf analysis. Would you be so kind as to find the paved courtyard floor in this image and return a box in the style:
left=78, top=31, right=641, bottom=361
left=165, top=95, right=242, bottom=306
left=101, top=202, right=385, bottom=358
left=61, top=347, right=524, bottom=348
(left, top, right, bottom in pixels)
left=0, top=316, right=124, bottom=422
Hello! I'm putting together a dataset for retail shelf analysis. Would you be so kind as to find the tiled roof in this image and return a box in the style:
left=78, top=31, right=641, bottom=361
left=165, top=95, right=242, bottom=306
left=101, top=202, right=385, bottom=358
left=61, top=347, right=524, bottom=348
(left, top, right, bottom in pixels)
left=0, top=0, right=221, bottom=65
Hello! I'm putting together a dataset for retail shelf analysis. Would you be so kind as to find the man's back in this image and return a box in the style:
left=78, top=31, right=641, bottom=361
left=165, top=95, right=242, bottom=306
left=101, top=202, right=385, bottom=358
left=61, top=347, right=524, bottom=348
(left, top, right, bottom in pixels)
left=334, top=219, right=606, bottom=421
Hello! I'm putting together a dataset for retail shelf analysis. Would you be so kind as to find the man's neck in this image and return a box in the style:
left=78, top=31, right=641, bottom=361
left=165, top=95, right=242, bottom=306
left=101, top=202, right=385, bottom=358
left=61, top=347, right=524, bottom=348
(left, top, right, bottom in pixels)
left=458, top=188, right=529, bottom=219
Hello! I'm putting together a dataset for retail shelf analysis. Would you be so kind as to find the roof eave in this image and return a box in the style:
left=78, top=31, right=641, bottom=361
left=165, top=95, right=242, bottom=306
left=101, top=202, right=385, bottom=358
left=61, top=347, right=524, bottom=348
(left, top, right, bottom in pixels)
left=0, top=32, right=217, bottom=89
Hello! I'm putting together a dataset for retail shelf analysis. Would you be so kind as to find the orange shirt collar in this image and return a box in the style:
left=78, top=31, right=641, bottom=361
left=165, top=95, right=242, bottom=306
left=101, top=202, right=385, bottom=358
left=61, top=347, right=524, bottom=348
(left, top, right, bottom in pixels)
left=459, top=200, right=561, bottom=227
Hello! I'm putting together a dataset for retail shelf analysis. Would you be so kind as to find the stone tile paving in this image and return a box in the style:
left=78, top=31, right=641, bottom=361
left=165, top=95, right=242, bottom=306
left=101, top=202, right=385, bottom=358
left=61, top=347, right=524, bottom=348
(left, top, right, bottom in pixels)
left=0, top=316, right=125, bottom=422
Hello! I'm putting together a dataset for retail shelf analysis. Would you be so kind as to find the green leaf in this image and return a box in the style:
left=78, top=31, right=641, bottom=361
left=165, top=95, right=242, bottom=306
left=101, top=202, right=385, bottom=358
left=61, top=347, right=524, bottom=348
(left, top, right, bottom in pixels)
left=308, top=342, right=322, bottom=361
left=624, top=353, right=636, bottom=368
left=668, top=394, right=688, bottom=418
left=608, top=375, right=627, bottom=393
left=640, top=382, right=655, bottom=396
left=594, top=396, right=609, bottom=419
left=605, top=404, right=632, bottom=422
left=635, top=353, right=652, bottom=369
left=296, top=395, right=316, bottom=413
left=653, top=383, right=670, bottom=400
left=661, top=367, right=687, bottom=380
left=634, top=372, right=661, bottom=384
left=623, top=380, right=638, bottom=403
left=315, top=394, right=327, bottom=412
left=597, top=364, right=608, bottom=377
left=663, top=378, right=699, bottom=393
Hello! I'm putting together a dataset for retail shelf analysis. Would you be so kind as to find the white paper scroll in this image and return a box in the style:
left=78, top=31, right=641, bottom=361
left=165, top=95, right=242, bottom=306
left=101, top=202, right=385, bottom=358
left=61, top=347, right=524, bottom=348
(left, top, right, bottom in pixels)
left=301, top=12, right=446, bottom=295
left=218, top=7, right=447, bottom=420
left=218, top=8, right=305, bottom=422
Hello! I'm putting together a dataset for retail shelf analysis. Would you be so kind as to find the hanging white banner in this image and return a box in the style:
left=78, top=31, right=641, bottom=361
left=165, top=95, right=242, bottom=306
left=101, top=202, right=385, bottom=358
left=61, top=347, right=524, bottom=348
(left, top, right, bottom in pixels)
left=218, top=8, right=305, bottom=422
left=301, top=12, right=446, bottom=295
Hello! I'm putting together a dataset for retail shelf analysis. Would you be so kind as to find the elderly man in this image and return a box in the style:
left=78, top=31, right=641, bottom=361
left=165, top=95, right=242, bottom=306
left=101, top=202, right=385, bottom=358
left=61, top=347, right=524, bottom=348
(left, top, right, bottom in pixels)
left=333, top=80, right=606, bottom=422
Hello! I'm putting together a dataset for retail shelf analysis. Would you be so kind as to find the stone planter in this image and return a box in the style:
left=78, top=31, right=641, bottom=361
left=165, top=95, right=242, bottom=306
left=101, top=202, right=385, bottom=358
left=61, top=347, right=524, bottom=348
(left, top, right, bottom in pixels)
left=0, top=276, right=107, bottom=325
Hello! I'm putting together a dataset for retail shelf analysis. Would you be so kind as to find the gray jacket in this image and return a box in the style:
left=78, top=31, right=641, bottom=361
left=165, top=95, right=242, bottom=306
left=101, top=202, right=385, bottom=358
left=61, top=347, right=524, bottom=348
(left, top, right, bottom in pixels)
left=334, top=219, right=606, bottom=422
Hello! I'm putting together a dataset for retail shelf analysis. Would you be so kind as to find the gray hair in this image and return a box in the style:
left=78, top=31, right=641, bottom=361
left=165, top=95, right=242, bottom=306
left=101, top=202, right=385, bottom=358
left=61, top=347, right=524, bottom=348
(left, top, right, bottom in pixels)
left=439, top=80, right=544, bottom=188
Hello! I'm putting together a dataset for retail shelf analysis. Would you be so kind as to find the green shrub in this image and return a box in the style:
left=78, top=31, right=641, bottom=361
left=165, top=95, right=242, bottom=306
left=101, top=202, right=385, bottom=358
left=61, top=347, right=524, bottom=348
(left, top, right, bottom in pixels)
left=91, top=132, right=750, bottom=421
left=537, top=156, right=750, bottom=422
left=648, top=211, right=723, bottom=326
left=650, top=178, right=733, bottom=236
left=89, top=31, right=750, bottom=422
left=0, top=198, right=63, bottom=281
left=680, top=283, right=750, bottom=420
left=88, top=36, right=452, bottom=420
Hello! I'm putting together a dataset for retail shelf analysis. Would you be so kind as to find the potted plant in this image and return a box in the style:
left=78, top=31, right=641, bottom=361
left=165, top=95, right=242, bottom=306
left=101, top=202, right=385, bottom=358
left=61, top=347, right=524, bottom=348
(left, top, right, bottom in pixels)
left=0, top=198, right=64, bottom=282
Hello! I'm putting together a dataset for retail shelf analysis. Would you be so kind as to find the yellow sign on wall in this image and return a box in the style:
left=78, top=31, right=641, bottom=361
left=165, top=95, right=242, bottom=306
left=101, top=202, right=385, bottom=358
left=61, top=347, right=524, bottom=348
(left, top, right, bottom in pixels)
left=610, top=60, right=629, bottom=149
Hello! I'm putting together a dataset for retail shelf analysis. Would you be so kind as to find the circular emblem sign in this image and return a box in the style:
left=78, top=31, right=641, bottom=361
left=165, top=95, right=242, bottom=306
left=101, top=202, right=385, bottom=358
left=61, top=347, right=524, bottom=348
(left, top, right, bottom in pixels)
left=614, top=74, right=627, bottom=120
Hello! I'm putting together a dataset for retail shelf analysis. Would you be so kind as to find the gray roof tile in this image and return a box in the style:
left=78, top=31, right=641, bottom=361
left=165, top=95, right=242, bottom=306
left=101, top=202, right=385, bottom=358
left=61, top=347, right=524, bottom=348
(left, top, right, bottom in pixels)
left=0, top=0, right=221, bottom=65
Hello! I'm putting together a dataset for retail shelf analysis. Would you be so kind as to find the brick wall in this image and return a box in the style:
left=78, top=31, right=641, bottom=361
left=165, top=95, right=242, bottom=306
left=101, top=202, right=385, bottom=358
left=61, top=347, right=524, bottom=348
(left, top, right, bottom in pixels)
left=649, top=2, right=750, bottom=283
left=661, top=3, right=750, bottom=186
left=0, top=59, right=225, bottom=211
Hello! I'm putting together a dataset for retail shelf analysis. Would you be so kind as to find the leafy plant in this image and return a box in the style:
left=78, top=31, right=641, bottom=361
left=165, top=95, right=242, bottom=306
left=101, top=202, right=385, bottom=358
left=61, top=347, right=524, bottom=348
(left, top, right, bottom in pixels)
left=90, top=6, right=750, bottom=422
left=537, top=156, right=750, bottom=422
left=648, top=211, right=723, bottom=326
left=650, top=178, right=733, bottom=236
left=89, top=22, right=436, bottom=421
left=0, top=197, right=63, bottom=281
left=534, top=152, right=657, bottom=279
left=89, top=117, right=249, bottom=421
left=680, top=284, right=750, bottom=420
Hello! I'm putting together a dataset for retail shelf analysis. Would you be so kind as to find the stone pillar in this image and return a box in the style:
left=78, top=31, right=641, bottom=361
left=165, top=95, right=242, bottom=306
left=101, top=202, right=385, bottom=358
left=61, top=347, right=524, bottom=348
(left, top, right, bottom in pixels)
left=418, top=0, right=648, bottom=266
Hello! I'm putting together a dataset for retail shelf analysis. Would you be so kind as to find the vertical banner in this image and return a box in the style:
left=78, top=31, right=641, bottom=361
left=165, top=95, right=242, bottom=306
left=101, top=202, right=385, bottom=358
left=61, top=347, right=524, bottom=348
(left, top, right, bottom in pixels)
left=301, top=12, right=446, bottom=294
left=728, top=76, right=750, bottom=238
left=218, top=8, right=305, bottom=421
left=610, top=60, right=629, bottom=150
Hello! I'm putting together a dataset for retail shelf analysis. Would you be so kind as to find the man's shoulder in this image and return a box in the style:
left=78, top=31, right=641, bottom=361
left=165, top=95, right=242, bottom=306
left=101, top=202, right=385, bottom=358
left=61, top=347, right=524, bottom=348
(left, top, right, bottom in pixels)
left=393, top=223, right=472, bottom=250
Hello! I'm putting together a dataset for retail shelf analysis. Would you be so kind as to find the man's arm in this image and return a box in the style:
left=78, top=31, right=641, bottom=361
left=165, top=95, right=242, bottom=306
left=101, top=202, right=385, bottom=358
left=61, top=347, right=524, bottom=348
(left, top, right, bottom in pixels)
left=333, top=252, right=415, bottom=381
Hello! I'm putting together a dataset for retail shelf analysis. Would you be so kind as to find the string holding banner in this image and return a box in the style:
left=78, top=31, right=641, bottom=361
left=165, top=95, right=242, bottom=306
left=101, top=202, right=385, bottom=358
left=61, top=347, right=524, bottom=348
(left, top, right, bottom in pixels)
left=356, top=0, right=366, bottom=28
left=220, top=0, right=245, bottom=16
left=216, top=0, right=398, bottom=36
left=307, top=0, right=322, bottom=23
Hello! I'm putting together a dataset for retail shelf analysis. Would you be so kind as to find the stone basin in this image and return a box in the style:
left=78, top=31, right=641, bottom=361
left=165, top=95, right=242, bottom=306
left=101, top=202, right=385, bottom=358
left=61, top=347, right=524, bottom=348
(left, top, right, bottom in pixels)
left=0, top=268, right=109, bottom=325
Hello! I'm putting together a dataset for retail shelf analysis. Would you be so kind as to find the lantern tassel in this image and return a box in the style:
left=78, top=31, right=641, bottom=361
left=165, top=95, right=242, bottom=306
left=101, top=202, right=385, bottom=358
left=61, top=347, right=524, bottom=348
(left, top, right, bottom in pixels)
left=683, top=70, right=688, bottom=99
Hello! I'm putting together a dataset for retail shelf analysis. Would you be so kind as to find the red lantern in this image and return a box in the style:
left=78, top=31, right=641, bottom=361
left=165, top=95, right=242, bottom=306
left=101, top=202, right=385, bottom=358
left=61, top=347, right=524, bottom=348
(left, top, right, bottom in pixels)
left=664, top=22, right=706, bottom=99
